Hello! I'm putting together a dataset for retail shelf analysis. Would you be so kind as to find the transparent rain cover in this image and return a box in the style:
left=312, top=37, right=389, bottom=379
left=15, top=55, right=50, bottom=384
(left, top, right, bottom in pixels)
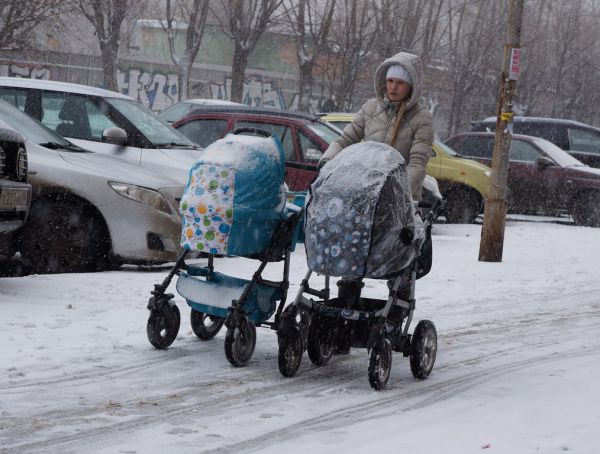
left=305, top=141, right=419, bottom=279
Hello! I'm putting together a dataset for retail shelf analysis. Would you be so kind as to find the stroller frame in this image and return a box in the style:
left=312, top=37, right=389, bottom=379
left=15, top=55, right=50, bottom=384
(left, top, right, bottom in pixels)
left=277, top=200, right=440, bottom=390
left=146, top=206, right=303, bottom=367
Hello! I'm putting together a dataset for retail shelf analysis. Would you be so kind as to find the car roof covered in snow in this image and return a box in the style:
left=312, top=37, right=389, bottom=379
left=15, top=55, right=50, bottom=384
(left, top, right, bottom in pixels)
left=477, top=116, right=600, bottom=130
left=0, top=77, right=133, bottom=100
left=184, top=105, right=322, bottom=122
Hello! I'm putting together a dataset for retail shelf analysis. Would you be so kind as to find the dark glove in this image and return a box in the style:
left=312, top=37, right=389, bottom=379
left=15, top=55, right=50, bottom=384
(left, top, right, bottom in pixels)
left=317, top=158, right=329, bottom=171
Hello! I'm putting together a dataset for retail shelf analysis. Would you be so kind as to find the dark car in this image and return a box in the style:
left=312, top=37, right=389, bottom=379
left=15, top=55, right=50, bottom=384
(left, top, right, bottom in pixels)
left=0, top=123, right=31, bottom=269
left=444, top=132, right=600, bottom=226
left=471, top=117, right=600, bottom=168
left=163, top=106, right=341, bottom=191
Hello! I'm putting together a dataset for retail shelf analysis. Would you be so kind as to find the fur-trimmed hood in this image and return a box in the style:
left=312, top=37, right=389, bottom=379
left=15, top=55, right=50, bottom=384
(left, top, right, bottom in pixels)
left=374, top=52, right=424, bottom=111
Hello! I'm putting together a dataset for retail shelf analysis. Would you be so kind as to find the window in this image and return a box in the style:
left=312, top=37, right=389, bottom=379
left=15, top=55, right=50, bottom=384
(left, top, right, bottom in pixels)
left=40, top=92, right=118, bottom=141
left=457, top=137, right=493, bottom=159
left=568, top=128, right=600, bottom=155
left=306, top=121, right=341, bottom=145
left=106, top=98, right=194, bottom=146
left=330, top=120, right=350, bottom=130
left=160, top=103, right=192, bottom=123
left=0, top=88, right=27, bottom=111
left=235, top=121, right=295, bottom=160
left=509, top=140, right=541, bottom=162
left=518, top=123, right=569, bottom=149
left=298, top=130, right=323, bottom=161
left=177, top=119, right=227, bottom=148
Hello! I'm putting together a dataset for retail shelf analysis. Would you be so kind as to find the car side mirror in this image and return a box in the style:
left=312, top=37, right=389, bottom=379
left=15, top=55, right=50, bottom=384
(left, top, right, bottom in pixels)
left=102, top=127, right=128, bottom=146
left=305, top=148, right=322, bottom=160
left=535, top=156, right=554, bottom=168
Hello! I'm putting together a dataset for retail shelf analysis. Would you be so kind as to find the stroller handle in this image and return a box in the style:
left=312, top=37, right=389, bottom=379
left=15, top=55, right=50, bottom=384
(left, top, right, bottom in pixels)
left=416, top=198, right=444, bottom=223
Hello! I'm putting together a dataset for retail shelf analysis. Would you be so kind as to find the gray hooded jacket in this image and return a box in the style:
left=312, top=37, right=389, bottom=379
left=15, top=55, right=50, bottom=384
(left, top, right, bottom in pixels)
left=322, top=52, right=434, bottom=200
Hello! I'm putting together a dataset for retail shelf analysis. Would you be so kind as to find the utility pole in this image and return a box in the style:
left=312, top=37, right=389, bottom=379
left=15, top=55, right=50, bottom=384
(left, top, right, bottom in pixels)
left=479, top=0, right=525, bottom=262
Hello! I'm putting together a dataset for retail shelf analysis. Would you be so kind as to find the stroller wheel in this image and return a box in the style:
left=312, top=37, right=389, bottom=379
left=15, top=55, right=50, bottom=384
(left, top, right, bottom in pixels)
left=307, top=314, right=334, bottom=366
left=224, top=316, right=256, bottom=367
left=368, top=338, right=392, bottom=390
left=278, top=324, right=304, bottom=377
left=190, top=310, right=225, bottom=340
left=410, top=320, right=437, bottom=379
left=147, top=303, right=181, bottom=349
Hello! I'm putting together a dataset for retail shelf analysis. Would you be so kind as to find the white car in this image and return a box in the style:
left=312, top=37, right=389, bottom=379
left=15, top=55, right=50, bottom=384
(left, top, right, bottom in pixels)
left=0, top=77, right=201, bottom=184
left=0, top=99, right=185, bottom=274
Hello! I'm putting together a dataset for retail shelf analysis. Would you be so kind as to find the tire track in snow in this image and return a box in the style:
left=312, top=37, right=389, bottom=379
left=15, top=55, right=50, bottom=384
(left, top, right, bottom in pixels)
left=3, top=300, right=599, bottom=453
left=204, top=345, right=600, bottom=454
left=4, top=334, right=600, bottom=454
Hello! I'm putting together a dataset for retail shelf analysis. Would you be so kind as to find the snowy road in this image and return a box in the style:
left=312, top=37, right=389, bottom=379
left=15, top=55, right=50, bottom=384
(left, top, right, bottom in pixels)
left=1, top=221, right=600, bottom=453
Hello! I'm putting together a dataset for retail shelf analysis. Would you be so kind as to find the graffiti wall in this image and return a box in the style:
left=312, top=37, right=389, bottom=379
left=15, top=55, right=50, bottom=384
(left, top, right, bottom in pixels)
left=0, top=62, right=52, bottom=80
left=209, top=75, right=287, bottom=110
left=0, top=61, right=333, bottom=114
left=117, top=69, right=179, bottom=111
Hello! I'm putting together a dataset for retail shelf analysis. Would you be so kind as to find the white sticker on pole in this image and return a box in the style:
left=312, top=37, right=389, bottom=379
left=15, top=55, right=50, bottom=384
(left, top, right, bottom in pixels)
left=509, top=48, right=521, bottom=80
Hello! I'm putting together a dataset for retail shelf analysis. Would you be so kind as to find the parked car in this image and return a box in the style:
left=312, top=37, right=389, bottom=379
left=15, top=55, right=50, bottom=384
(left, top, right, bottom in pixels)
left=0, top=99, right=185, bottom=274
left=159, top=99, right=245, bottom=124
left=428, top=140, right=491, bottom=223
left=318, top=112, right=353, bottom=131
left=445, top=132, right=600, bottom=226
left=166, top=106, right=341, bottom=191
left=0, top=125, right=31, bottom=270
left=471, top=116, right=600, bottom=168
left=321, top=112, right=492, bottom=223
left=0, top=77, right=201, bottom=184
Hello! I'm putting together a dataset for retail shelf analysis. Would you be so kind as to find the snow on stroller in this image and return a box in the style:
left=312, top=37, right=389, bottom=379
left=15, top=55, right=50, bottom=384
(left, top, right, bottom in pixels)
left=146, top=129, right=303, bottom=366
left=276, top=142, right=441, bottom=390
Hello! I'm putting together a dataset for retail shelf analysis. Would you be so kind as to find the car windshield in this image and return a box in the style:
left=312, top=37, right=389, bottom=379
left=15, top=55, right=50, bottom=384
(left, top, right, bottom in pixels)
left=434, top=140, right=459, bottom=156
left=106, top=98, right=197, bottom=148
left=530, top=136, right=586, bottom=167
left=306, top=121, right=341, bottom=145
left=0, top=99, right=77, bottom=149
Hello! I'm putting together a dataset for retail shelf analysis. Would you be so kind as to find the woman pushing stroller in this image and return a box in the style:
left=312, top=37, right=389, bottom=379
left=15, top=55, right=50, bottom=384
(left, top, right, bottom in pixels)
left=276, top=53, right=439, bottom=390
left=321, top=51, right=435, bottom=306
left=320, top=51, right=434, bottom=202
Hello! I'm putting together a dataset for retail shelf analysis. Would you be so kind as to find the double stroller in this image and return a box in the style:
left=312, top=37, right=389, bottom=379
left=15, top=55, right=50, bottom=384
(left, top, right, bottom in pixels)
left=145, top=129, right=303, bottom=366
left=276, top=142, right=440, bottom=390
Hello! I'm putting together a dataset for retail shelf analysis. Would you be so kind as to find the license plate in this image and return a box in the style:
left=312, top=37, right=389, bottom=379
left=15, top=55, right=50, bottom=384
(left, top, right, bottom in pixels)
left=0, top=189, right=29, bottom=209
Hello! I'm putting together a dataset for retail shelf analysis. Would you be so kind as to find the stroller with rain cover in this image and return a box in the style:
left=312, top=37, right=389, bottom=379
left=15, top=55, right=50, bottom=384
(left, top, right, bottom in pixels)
left=276, top=142, right=441, bottom=390
left=145, top=129, right=303, bottom=366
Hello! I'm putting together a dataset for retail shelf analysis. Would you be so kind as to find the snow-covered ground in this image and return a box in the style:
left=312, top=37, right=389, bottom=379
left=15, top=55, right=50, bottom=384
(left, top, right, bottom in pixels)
left=1, top=219, right=599, bottom=454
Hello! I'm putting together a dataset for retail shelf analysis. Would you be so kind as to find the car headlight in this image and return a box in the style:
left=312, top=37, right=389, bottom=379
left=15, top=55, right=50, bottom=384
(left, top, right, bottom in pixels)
left=108, top=182, right=173, bottom=214
left=484, top=170, right=492, bottom=178
left=16, top=147, right=28, bottom=181
left=0, top=145, right=5, bottom=176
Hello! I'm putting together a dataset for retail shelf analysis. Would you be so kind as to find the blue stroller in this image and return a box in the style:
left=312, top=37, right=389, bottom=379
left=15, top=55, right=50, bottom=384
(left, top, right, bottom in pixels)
left=276, top=142, right=441, bottom=390
left=146, top=129, right=303, bottom=366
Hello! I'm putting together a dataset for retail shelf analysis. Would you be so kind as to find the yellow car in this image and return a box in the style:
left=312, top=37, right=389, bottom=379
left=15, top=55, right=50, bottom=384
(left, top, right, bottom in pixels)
left=319, top=112, right=354, bottom=131
left=320, top=112, right=492, bottom=223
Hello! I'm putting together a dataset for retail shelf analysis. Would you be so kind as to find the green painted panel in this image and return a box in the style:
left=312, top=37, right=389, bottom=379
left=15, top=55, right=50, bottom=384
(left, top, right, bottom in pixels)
left=139, top=25, right=298, bottom=75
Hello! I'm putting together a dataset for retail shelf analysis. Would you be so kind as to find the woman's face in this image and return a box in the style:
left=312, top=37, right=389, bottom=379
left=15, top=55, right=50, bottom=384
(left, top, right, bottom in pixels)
left=386, top=78, right=412, bottom=102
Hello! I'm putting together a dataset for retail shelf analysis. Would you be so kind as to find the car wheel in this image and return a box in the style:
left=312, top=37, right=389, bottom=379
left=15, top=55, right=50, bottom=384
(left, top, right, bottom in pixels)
left=572, top=191, right=600, bottom=227
left=20, top=199, right=109, bottom=274
left=443, top=188, right=481, bottom=224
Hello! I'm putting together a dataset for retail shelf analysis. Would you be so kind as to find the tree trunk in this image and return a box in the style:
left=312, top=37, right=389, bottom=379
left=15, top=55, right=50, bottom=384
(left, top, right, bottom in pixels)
left=100, top=42, right=119, bottom=92
left=231, top=46, right=249, bottom=103
left=298, top=62, right=315, bottom=112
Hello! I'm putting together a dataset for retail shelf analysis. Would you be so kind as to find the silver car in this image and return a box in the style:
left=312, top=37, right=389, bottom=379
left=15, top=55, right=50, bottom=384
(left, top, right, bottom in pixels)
left=0, top=100, right=184, bottom=274
left=0, top=77, right=201, bottom=184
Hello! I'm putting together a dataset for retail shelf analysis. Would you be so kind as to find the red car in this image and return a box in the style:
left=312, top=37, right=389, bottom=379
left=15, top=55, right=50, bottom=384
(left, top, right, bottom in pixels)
left=165, top=106, right=341, bottom=191
left=445, top=132, right=600, bottom=226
